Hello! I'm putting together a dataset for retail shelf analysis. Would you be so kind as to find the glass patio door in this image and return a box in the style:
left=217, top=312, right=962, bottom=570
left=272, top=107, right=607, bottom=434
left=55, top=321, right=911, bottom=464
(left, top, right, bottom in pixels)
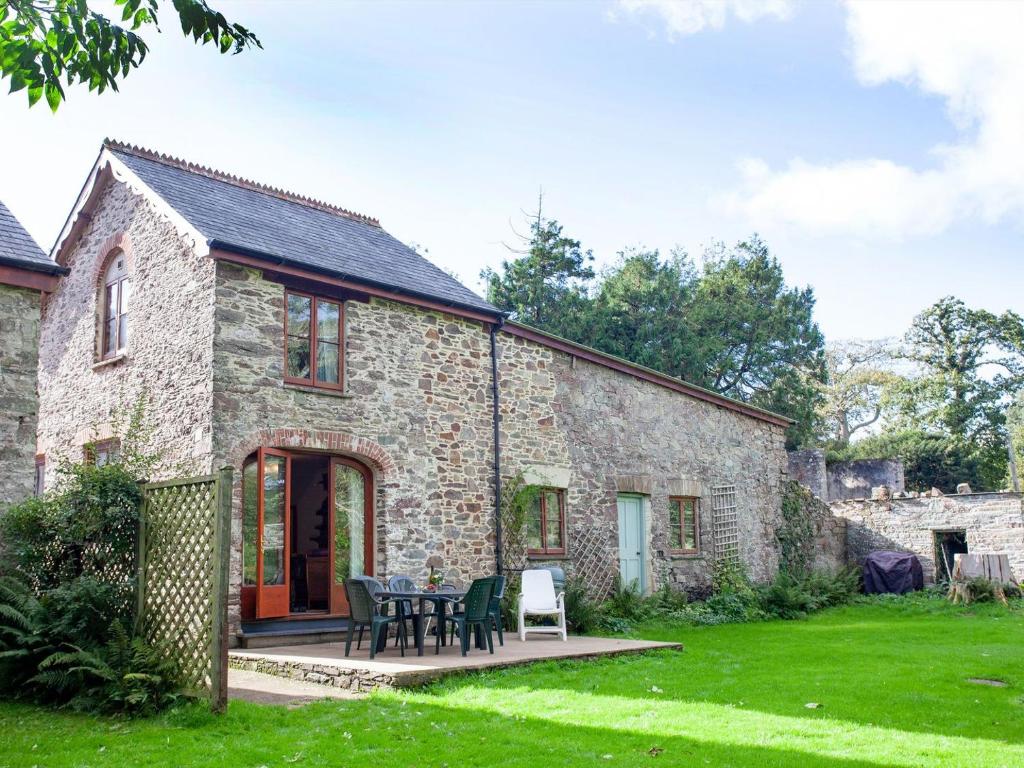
left=330, top=458, right=373, bottom=616
left=256, top=448, right=291, bottom=619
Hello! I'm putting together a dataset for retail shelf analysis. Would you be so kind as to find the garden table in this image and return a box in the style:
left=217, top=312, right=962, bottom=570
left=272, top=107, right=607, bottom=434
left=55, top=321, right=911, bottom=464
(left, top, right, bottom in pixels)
left=382, top=589, right=469, bottom=656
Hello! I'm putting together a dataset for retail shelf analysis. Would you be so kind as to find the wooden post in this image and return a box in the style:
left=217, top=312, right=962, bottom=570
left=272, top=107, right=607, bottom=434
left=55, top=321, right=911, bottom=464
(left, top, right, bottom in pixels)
left=209, top=466, right=234, bottom=713
left=135, top=486, right=149, bottom=637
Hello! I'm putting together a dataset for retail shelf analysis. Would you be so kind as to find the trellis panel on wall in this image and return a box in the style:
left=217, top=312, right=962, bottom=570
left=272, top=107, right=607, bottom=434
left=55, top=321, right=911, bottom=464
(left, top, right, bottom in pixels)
left=137, top=467, right=232, bottom=711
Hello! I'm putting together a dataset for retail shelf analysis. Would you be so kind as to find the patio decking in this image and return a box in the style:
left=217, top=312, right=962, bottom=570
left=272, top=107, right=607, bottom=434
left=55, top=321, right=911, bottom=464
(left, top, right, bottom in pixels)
left=229, top=634, right=681, bottom=693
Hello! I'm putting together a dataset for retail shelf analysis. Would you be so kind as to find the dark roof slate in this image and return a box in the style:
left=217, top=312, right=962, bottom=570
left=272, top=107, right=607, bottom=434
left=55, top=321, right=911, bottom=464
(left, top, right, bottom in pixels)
left=0, top=200, right=61, bottom=274
left=107, top=144, right=499, bottom=315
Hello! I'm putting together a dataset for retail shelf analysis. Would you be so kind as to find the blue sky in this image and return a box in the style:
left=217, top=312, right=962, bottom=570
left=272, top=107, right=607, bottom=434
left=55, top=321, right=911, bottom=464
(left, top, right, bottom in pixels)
left=1, top=1, right=1020, bottom=341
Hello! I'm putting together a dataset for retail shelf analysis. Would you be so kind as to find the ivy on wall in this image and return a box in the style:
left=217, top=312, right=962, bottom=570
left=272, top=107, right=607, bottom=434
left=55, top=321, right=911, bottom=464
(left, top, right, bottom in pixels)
left=777, top=480, right=817, bottom=575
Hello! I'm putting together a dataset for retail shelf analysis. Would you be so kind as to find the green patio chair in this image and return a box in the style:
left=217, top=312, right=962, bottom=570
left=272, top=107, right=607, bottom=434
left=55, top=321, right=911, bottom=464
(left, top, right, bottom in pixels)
left=446, top=576, right=496, bottom=656
left=344, top=578, right=407, bottom=660
left=487, top=574, right=506, bottom=646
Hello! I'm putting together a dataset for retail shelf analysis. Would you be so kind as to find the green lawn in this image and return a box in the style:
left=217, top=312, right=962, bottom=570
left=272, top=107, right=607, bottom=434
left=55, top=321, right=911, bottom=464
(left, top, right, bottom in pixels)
left=2, top=596, right=1022, bottom=767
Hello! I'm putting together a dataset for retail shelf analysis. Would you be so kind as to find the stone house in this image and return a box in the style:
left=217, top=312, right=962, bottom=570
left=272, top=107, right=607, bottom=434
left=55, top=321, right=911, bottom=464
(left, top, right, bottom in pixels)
left=0, top=201, right=64, bottom=507
left=36, top=141, right=790, bottom=642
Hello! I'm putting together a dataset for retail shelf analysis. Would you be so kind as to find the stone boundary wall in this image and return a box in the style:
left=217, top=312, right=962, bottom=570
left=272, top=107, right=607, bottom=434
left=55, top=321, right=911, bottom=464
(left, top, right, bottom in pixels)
left=831, top=492, right=1024, bottom=584
left=827, top=458, right=904, bottom=501
left=807, top=491, right=847, bottom=572
left=787, top=449, right=905, bottom=502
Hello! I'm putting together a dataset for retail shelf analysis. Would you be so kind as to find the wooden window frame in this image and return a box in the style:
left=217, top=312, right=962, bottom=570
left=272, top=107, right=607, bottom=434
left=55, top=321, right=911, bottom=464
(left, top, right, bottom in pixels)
left=34, top=454, right=45, bottom=497
left=85, top=439, right=120, bottom=467
left=527, top=487, right=567, bottom=556
left=100, top=252, right=130, bottom=360
left=283, top=289, right=344, bottom=391
left=668, top=496, right=700, bottom=554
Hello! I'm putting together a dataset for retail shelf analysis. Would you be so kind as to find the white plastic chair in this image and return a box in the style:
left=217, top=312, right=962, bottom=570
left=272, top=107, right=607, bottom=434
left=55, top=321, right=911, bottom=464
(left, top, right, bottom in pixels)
left=517, top=569, right=567, bottom=641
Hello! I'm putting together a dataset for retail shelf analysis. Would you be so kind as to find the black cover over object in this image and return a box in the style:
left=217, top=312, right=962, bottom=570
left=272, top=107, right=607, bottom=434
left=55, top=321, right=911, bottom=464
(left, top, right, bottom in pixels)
left=862, top=551, right=924, bottom=594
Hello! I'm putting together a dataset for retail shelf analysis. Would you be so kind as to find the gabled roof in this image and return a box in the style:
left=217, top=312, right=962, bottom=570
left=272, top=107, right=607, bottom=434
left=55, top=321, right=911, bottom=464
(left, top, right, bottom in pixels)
left=103, top=141, right=499, bottom=316
left=0, top=200, right=62, bottom=275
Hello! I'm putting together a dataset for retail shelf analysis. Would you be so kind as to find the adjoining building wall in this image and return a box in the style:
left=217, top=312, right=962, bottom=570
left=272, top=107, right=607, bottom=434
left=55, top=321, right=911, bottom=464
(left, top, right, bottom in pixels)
left=0, top=284, right=42, bottom=506
left=832, top=492, right=1024, bottom=584
left=36, top=179, right=217, bottom=484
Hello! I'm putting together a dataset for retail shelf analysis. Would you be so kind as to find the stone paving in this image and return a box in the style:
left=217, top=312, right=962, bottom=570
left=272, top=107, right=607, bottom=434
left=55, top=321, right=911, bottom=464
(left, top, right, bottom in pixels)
left=230, top=634, right=681, bottom=693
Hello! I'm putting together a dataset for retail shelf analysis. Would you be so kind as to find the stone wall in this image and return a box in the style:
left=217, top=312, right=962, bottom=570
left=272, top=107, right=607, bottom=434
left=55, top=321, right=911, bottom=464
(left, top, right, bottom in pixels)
left=787, top=449, right=827, bottom=500
left=211, top=262, right=790, bottom=637
left=832, top=492, right=1024, bottom=584
left=522, top=339, right=789, bottom=592
left=828, top=458, right=904, bottom=501
left=36, top=179, right=216, bottom=484
left=212, top=263, right=501, bottom=638
left=0, top=284, right=41, bottom=506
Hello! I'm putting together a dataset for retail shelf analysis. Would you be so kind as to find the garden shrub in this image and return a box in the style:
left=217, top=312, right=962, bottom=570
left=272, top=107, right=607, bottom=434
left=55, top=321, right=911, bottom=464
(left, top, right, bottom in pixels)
left=563, top=574, right=601, bottom=634
left=0, top=449, right=182, bottom=716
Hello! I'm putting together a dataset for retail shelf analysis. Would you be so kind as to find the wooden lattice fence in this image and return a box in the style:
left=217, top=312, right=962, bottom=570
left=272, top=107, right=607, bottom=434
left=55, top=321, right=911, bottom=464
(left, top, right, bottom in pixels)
left=137, top=467, right=232, bottom=711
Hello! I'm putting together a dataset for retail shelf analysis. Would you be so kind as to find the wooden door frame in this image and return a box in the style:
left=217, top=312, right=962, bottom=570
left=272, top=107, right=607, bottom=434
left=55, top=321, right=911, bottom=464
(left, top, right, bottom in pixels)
left=255, top=448, right=292, bottom=619
left=616, top=493, right=647, bottom=594
left=329, top=456, right=374, bottom=616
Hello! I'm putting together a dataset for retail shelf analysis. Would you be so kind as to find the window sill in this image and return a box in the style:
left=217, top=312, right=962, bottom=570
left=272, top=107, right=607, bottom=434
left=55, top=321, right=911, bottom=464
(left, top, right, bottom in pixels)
left=668, top=551, right=703, bottom=560
left=283, top=382, right=353, bottom=399
left=527, top=553, right=571, bottom=561
left=93, top=354, right=127, bottom=371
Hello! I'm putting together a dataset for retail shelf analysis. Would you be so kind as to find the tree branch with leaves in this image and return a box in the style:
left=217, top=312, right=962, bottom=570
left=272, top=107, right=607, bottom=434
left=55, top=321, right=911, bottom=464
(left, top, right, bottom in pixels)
left=1, top=0, right=260, bottom=111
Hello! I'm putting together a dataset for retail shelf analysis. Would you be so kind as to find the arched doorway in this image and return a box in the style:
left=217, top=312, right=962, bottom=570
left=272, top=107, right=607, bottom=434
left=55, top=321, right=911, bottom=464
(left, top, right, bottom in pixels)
left=240, top=449, right=374, bottom=621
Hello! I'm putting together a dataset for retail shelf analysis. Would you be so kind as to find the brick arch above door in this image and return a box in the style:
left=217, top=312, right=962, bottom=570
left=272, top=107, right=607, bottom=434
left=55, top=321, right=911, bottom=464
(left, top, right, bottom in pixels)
left=226, top=427, right=398, bottom=482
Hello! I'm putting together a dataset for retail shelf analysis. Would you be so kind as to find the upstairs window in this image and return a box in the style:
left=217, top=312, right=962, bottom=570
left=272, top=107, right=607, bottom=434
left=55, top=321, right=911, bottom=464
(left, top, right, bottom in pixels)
left=527, top=488, right=566, bottom=556
left=669, top=496, right=699, bottom=553
left=101, top=252, right=131, bottom=359
left=284, top=290, right=343, bottom=390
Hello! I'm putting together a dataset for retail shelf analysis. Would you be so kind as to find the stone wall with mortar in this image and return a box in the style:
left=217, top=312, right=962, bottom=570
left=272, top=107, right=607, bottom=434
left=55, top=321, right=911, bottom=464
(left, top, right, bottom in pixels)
left=827, top=458, right=904, bottom=501
left=0, top=284, right=41, bottom=506
left=212, top=263, right=789, bottom=637
left=212, top=263, right=500, bottom=639
left=537, top=347, right=789, bottom=593
left=36, top=179, right=216, bottom=485
left=787, top=449, right=828, bottom=500
left=832, top=492, right=1024, bottom=584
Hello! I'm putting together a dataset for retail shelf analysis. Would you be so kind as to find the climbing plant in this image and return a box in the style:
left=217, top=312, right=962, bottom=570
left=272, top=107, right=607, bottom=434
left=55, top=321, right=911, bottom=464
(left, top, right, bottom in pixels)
left=777, top=481, right=817, bottom=576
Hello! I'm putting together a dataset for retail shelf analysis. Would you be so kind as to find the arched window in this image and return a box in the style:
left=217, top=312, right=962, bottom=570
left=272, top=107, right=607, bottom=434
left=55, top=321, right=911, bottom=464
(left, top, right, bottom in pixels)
left=100, top=251, right=131, bottom=358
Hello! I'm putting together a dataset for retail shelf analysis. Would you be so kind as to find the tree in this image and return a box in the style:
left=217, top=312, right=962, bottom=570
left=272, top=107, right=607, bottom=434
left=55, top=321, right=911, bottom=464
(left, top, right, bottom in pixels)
left=482, top=198, right=594, bottom=340
left=681, top=237, right=827, bottom=447
left=817, top=339, right=902, bottom=447
left=1, top=0, right=260, bottom=111
left=583, top=248, right=697, bottom=379
left=897, top=296, right=1024, bottom=442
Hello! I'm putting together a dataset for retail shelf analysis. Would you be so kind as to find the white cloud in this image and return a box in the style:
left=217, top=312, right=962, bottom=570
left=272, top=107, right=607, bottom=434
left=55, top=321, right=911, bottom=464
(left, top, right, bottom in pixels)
left=614, top=0, right=793, bottom=38
left=723, top=1, right=1024, bottom=239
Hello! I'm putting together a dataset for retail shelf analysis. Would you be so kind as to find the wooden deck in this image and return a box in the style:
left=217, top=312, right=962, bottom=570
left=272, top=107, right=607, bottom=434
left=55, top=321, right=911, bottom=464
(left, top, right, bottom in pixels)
left=229, top=634, right=681, bottom=692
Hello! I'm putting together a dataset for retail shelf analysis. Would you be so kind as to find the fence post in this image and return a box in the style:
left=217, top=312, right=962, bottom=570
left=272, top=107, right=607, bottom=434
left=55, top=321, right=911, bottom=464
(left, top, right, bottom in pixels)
left=209, top=465, right=234, bottom=713
left=135, top=487, right=149, bottom=636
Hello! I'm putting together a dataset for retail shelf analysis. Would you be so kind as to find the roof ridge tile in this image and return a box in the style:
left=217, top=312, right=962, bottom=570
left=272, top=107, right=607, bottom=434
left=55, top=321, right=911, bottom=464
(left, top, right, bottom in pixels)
left=103, top=139, right=381, bottom=228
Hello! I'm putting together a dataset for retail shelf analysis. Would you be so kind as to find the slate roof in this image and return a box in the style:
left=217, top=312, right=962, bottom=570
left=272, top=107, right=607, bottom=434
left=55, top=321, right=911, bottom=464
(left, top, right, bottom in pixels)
left=106, top=142, right=500, bottom=316
left=0, top=200, right=62, bottom=274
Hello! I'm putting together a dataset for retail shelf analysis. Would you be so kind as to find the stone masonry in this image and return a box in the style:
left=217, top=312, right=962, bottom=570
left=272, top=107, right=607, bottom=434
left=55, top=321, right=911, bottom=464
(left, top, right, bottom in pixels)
left=0, top=284, right=42, bottom=506
left=36, top=179, right=216, bottom=485
left=833, top=492, right=1024, bottom=584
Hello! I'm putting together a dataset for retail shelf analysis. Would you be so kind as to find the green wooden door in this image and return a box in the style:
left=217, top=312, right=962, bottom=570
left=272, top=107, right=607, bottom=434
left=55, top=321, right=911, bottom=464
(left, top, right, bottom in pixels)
left=617, top=495, right=646, bottom=593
